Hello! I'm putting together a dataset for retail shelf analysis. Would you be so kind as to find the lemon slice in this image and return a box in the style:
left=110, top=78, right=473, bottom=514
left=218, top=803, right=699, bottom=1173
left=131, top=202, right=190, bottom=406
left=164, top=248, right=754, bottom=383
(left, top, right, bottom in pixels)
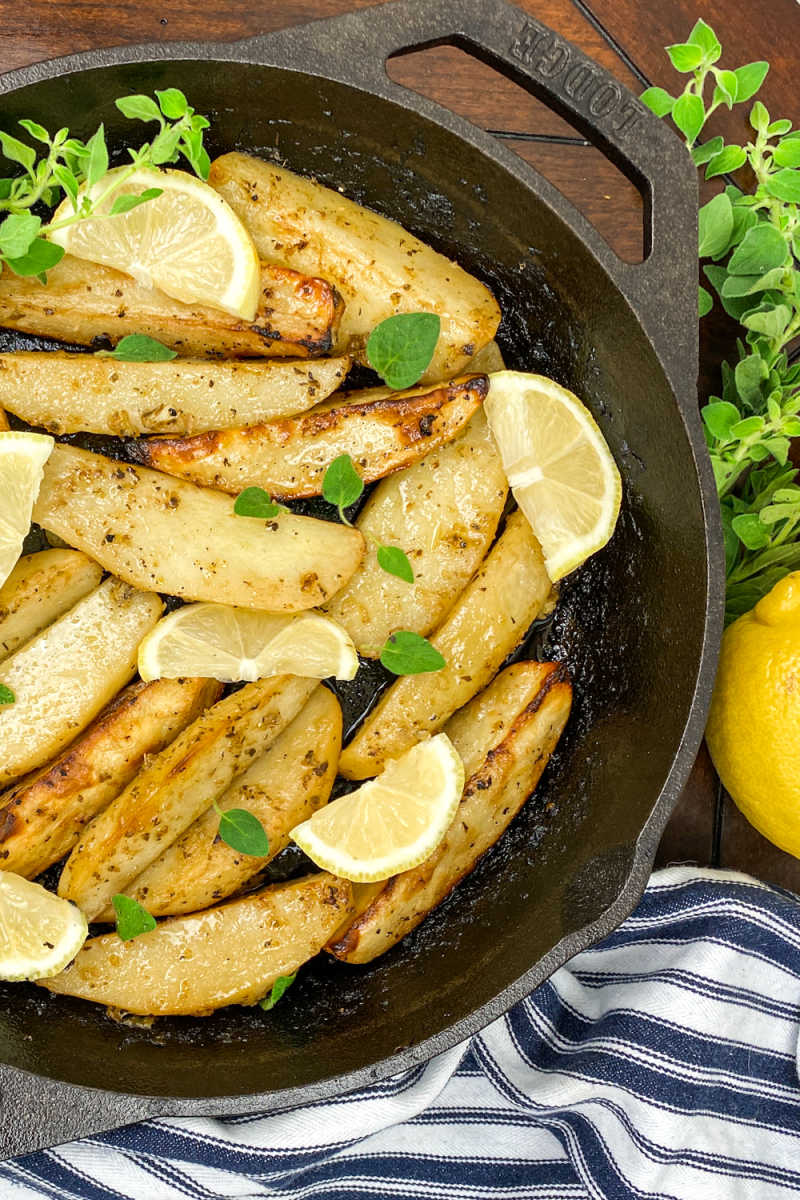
left=0, top=871, right=87, bottom=981
left=0, top=431, right=54, bottom=588
left=49, top=167, right=260, bottom=321
left=291, top=734, right=464, bottom=881
left=138, top=601, right=359, bottom=683
left=484, top=371, right=622, bottom=581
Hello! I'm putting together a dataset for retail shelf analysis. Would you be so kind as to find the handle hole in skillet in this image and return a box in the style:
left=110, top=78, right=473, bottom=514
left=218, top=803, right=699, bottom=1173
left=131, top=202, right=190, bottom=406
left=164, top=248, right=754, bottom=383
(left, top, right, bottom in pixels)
left=386, top=43, right=645, bottom=263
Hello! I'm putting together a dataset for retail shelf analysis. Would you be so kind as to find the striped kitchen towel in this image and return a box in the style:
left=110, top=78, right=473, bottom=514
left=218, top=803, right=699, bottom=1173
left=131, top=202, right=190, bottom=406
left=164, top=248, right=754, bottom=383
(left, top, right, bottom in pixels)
left=2, top=865, right=800, bottom=1200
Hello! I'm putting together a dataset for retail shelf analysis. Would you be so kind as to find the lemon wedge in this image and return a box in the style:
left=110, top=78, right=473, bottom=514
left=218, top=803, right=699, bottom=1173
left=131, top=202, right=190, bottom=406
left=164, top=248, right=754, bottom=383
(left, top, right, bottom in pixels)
left=291, top=734, right=464, bottom=881
left=0, top=431, right=54, bottom=589
left=137, top=601, right=359, bottom=683
left=484, top=371, right=621, bottom=581
left=0, top=871, right=87, bottom=981
left=49, top=167, right=260, bottom=321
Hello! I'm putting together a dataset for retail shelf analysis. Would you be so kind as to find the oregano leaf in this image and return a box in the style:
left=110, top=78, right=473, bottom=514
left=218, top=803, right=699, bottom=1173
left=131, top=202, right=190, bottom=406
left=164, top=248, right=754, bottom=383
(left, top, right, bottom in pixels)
left=705, top=145, right=747, bottom=179
left=233, top=486, right=285, bottom=519
left=95, top=333, right=177, bottom=362
left=698, top=191, right=733, bottom=257
left=216, top=808, right=270, bottom=857
left=322, top=454, right=364, bottom=511
left=377, top=545, right=414, bottom=583
left=115, top=95, right=163, bottom=123
left=0, top=684, right=15, bottom=705
left=379, top=631, right=445, bottom=675
left=728, top=223, right=788, bottom=275
left=666, top=43, right=704, bottom=72
left=733, top=63, right=769, bottom=105
left=641, top=87, right=675, bottom=118
left=112, top=894, right=156, bottom=941
left=260, top=973, right=296, bottom=1011
left=366, top=312, right=440, bottom=390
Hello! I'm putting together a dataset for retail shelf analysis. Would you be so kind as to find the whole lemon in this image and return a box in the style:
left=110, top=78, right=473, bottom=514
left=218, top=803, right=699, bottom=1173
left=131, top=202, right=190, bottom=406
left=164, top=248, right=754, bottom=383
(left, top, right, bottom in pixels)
left=707, top=571, right=800, bottom=856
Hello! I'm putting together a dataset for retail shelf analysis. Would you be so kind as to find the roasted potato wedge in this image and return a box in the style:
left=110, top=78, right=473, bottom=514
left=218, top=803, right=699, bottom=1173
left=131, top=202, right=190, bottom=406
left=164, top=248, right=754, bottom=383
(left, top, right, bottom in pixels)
left=0, top=255, right=343, bottom=358
left=33, top=444, right=364, bottom=611
left=127, top=375, right=487, bottom=500
left=0, top=677, right=221, bottom=880
left=325, top=409, right=507, bottom=654
left=0, top=407, right=7, bottom=430
left=209, top=153, right=501, bottom=381
left=41, top=873, right=353, bottom=1016
left=0, top=579, right=162, bottom=788
left=465, top=339, right=506, bottom=374
left=59, top=676, right=317, bottom=920
left=339, top=510, right=553, bottom=779
left=0, top=549, right=102, bottom=662
left=329, top=662, right=571, bottom=963
left=110, top=685, right=341, bottom=918
left=0, top=352, right=351, bottom=436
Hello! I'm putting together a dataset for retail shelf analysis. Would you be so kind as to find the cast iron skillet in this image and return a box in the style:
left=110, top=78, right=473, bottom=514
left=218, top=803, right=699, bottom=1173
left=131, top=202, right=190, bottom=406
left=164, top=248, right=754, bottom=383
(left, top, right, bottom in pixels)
left=0, top=0, right=723, bottom=1158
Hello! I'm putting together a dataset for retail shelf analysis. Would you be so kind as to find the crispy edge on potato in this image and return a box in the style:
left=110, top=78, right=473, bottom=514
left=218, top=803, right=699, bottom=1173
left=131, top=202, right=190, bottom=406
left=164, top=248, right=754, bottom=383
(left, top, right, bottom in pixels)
left=40, top=873, right=354, bottom=1016
left=107, top=685, right=342, bottom=918
left=0, top=352, right=352, bottom=436
left=58, top=676, right=318, bottom=920
left=0, top=256, right=343, bottom=359
left=0, top=407, right=7, bottom=430
left=209, top=152, right=501, bottom=381
left=0, top=677, right=222, bottom=880
left=126, top=375, right=488, bottom=499
left=328, top=662, right=572, bottom=964
left=339, top=509, right=554, bottom=779
left=0, top=549, right=103, bottom=663
left=324, top=408, right=507, bottom=654
left=33, top=444, right=365, bottom=612
left=0, top=578, right=162, bottom=789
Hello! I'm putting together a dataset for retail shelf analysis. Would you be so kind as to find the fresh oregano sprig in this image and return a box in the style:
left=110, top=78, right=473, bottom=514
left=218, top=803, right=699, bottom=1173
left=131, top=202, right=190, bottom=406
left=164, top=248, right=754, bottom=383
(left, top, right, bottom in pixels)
left=0, top=87, right=210, bottom=281
left=644, top=22, right=800, bottom=623
left=322, top=454, right=415, bottom=584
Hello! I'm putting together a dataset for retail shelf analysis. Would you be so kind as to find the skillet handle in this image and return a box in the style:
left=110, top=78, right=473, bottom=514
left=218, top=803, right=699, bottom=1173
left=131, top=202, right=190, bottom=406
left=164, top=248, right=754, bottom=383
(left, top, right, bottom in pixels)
left=246, top=0, right=698, bottom=404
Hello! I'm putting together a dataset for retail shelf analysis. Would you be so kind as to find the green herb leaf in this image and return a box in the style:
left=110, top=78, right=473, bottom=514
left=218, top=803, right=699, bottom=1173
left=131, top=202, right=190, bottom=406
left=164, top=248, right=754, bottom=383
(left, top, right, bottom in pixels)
left=691, top=136, right=724, bottom=166
left=731, top=512, right=770, bottom=550
left=322, top=454, right=365, bottom=511
left=713, top=69, right=738, bottom=108
left=112, top=894, right=157, bottom=941
left=233, top=486, right=284, bottom=519
left=156, top=88, right=189, bottom=120
left=0, top=132, right=35, bottom=173
left=765, top=169, right=800, bottom=203
left=95, top=333, right=177, bottom=362
left=0, top=684, right=15, bottom=705
left=0, top=212, right=41, bottom=258
left=749, top=99, right=770, bottom=131
left=734, top=356, right=768, bottom=407
left=666, top=42, right=704, bottom=72
left=742, top=304, right=791, bottom=339
left=85, top=124, right=109, bottom=189
left=734, top=63, right=769, bottom=104
left=698, top=192, right=733, bottom=257
left=115, top=94, right=163, bottom=123
left=150, top=125, right=182, bottom=166
left=52, top=163, right=80, bottom=207
left=705, top=145, right=747, bottom=179
left=259, top=973, right=296, bottom=1011
left=672, top=92, right=705, bottom=145
left=728, top=223, right=788, bottom=275
left=721, top=268, right=785, bottom=297
left=109, top=187, right=163, bottom=216
left=702, top=400, right=740, bottom=440
left=4, top=238, right=64, bottom=278
left=641, top=87, right=675, bottom=118
left=687, top=19, right=721, bottom=61
left=767, top=119, right=793, bottom=137
left=17, top=119, right=49, bottom=144
left=377, top=544, right=414, bottom=583
left=366, top=312, right=440, bottom=390
left=216, top=808, right=270, bottom=857
left=698, top=285, right=713, bottom=317
left=379, top=631, right=446, bottom=675
left=773, top=140, right=800, bottom=168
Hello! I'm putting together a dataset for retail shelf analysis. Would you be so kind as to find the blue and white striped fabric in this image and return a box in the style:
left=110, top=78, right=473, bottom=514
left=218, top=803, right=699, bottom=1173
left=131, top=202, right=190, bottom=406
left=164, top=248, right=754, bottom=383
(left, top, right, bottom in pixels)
left=3, top=866, right=800, bottom=1199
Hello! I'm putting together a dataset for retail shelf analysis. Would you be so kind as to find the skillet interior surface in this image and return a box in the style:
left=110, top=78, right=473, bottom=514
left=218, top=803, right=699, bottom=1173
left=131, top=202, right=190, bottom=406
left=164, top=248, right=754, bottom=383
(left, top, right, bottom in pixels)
left=0, top=54, right=711, bottom=1100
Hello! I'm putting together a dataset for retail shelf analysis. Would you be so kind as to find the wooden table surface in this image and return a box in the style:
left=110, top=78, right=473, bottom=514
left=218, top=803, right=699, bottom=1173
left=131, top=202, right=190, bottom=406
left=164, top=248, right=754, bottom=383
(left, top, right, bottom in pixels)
left=3, top=0, right=799, bottom=889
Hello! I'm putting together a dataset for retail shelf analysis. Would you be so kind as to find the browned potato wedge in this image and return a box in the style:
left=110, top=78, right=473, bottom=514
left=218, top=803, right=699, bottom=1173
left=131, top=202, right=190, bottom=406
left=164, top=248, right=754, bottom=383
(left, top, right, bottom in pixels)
left=127, top=375, right=487, bottom=500
left=465, top=339, right=506, bottom=374
left=209, top=153, right=501, bottom=381
left=0, top=256, right=343, bottom=358
left=0, top=549, right=102, bottom=662
left=58, top=676, right=317, bottom=920
left=0, top=407, right=7, bottom=430
left=329, top=662, right=571, bottom=963
left=41, top=873, right=353, bottom=1016
left=33, top=444, right=364, bottom=611
left=0, top=677, right=222, bottom=880
left=0, top=352, right=351, bottom=436
left=339, top=510, right=553, bottom=779
left=107, top=685, right=341, bottom=918
left=324, top=409, right=507, bottom=654
left=0, top=579, right=162, bottom=788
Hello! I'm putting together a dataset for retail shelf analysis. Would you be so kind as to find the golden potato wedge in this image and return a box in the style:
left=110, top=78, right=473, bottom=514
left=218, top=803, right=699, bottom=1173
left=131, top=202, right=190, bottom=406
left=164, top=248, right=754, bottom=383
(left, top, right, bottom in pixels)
left=41, top=873, right=353, bottom=1016
left=329, top=662, right=572, bottom=963
left=0, top=578, right=162, bottom=788
left=209, top=153, right=501, bottom=381
left=339, top=510, right=553, bottom=779
left=325, top=409, right=507, bottom=654
left=0, top=255, right=343, bottom=359
left=109, top=685, right=341, bottom=918
left=0, top=352, right=351, bottom=436
left=127, top=375, right=487, bottom=500
left=0, top=407, right=7, bottom=430
left=59, top=676, right=317, bottom=920
left=465, top=339, right=506, bottom=374
left=33, top=444, right=364, bottom=611
left=0, top=677, right=221, bottom=880
left=0, top=549, right=102, bottom=662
